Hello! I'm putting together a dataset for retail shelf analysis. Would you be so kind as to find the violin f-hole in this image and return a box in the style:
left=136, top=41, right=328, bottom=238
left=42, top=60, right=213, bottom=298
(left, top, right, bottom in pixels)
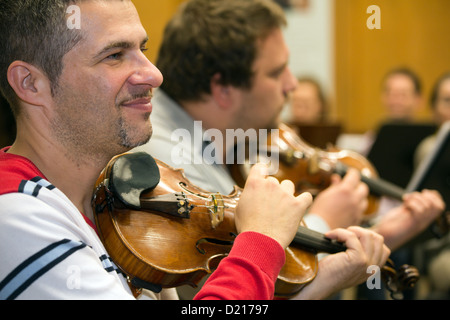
left=195, top=234, right=236, bottom=254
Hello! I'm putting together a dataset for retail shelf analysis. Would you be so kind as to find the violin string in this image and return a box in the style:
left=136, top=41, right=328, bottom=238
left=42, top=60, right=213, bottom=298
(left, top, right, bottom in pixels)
left=176, top=195, right=229, bottom=211
left=181, top=194, right=236, bottom=208
left=192, top=205, right=228, bottom=209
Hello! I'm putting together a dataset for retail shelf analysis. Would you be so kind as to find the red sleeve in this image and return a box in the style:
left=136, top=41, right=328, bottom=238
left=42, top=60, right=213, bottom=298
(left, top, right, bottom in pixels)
left=193, top=231, right=285, bottom=300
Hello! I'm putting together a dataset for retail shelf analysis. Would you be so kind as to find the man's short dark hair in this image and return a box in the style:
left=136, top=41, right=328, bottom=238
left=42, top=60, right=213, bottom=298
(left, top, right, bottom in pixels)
left=157, top=0, right=287, bottom=104
left=0, top=0, right=84, bottom=116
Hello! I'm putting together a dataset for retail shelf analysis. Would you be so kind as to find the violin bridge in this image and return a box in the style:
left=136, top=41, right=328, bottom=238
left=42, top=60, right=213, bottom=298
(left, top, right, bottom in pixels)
left=208, top=193, right=225, bottom=229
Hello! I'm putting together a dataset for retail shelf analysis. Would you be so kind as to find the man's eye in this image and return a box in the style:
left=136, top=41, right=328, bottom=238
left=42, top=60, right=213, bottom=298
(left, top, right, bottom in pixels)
left=141, top=47, right=149, bottom=53
left=106, top=52, right=123, bottom=60
left=270, top=70, right=283, bottom=79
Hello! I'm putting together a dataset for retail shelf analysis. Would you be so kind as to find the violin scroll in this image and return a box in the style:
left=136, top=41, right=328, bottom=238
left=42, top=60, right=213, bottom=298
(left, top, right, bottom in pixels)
left=382, top=259, right=420, bottom=300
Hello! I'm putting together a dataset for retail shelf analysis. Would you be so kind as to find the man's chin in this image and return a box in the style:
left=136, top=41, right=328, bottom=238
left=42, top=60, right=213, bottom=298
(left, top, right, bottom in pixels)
left=137, top=133, right=152, bottom=147
left=132, top=130, right=152, bottom=148
left=119, top=128, right=152, bottom=151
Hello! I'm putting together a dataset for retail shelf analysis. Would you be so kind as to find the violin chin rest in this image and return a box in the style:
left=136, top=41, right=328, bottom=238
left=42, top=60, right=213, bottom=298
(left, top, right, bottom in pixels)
left=109, top=152, right=161, bottom=209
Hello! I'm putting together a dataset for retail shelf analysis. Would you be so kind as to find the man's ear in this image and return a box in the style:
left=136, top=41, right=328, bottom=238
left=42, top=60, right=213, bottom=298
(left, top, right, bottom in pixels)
left=7, top=61, right=52, bottom=107
left=210, top=73, right=234, bottom=109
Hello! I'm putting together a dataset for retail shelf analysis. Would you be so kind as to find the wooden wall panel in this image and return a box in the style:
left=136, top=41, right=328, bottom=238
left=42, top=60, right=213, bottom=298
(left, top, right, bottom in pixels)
left=132, top=0, right=186, bottom=63
left=334, top=0, right=450, bottom=133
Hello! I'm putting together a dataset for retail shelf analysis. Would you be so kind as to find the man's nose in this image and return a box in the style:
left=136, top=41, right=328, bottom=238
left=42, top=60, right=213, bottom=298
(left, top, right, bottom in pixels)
left=283, top=68, right=298, bottom=97
left=128, top=52, right=164, bottom=88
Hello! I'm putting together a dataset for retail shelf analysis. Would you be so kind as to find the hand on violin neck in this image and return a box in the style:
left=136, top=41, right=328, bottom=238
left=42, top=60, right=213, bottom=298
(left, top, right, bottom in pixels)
left=235, top=163, right=313, bottom=249
left=373, top=189, right=445, bottom=250
left=295, top=226, right=390, bottom=300
left=309, top=168, right=368, bottom=229
left=324, top=227, right=390, bottom=288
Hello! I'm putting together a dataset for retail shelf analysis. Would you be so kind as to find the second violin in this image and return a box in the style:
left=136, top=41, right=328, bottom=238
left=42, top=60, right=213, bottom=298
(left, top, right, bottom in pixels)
left=229, top=123, right=405, bottom=218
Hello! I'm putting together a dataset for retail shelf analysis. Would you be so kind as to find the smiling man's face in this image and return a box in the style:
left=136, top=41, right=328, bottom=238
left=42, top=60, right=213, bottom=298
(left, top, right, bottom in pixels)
left=50, top=0, right=163, bottom=160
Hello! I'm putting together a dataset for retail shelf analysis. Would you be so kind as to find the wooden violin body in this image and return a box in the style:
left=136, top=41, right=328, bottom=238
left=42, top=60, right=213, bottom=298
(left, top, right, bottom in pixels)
left=92, top=152, right=317, bottom=297
left=229, top=123, right=405, bottom=218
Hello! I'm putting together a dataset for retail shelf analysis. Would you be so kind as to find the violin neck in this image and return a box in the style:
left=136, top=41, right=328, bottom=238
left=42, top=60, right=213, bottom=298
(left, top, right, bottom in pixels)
left=293, top=226, right=346, bottom=254
left=334, top=163, right=405, bottom=201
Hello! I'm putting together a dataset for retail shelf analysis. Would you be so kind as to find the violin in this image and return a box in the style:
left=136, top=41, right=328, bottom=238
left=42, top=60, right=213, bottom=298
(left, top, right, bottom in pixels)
left=92, top=152, right=418, bottom=299
left=229, top=123, right=406, bottom=218
left=230, top=123, right=450, bottom=235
